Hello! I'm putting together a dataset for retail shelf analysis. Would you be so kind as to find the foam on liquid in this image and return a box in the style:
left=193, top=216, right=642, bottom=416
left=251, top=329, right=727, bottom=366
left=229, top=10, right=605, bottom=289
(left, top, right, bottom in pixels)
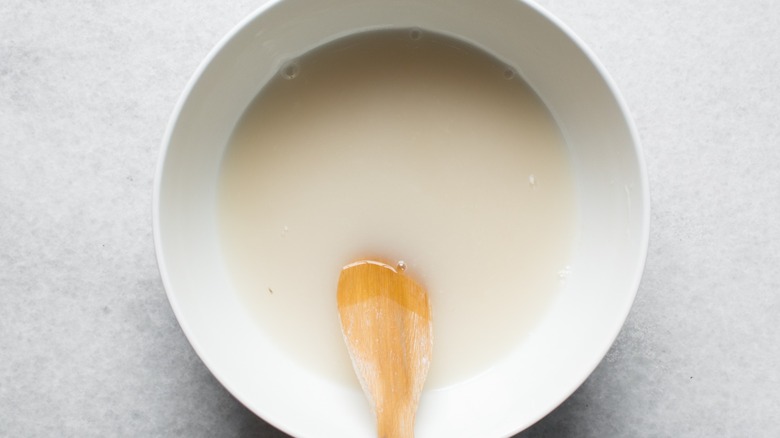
left=218, top=30, right=576, bottom=389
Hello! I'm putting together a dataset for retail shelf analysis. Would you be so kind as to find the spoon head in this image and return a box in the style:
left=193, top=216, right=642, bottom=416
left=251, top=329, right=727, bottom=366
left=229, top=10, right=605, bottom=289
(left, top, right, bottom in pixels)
left=337, top=260, right=433, bottom=437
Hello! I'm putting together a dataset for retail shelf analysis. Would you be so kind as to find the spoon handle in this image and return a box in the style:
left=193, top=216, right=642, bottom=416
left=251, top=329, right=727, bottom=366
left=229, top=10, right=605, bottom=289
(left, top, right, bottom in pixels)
left=377, top=409, right=414, bottom=438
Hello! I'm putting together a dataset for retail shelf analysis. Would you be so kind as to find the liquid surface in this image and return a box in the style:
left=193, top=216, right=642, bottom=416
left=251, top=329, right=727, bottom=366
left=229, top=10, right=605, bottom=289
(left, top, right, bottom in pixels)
left=218, top=30, right=576, bottom=389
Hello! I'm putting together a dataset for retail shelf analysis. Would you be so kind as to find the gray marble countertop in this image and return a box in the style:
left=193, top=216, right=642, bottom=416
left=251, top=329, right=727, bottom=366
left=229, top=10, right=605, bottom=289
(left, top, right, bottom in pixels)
left=2, top=1, right=779, bottom=436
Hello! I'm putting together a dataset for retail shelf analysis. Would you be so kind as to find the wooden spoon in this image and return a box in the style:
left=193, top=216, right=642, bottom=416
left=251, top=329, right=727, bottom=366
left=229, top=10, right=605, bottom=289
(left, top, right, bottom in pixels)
left=337, top=260, right=433, bottom=438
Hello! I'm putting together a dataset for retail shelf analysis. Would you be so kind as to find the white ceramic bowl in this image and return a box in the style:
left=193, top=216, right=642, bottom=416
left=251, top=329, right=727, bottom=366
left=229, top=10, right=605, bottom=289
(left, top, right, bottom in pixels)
left=154, top=0, right=649, bottom=436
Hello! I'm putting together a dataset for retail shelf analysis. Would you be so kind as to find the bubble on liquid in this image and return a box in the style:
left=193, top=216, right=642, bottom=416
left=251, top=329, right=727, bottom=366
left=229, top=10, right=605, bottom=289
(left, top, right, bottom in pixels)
left=396, top=260, right=407, bottom=272
left=281, top=225, right=289, bottom=237
left=529, top=174, right=537, bottom=188
left=558, top=266, right=572, bottom=280
left=503, top=67, right=516, bottom=80
left=409, top=28, right=423, bottom=41
left=280, top=61, right=300, bottom=80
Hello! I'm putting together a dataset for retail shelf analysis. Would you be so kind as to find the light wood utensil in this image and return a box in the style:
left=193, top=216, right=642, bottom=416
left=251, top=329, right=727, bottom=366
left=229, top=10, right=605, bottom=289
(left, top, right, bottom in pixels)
left=337, top=260, right=433, bottom=438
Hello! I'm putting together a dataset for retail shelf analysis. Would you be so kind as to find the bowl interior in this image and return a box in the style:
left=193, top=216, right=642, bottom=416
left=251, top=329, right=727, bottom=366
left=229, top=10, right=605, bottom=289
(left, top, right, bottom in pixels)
left=154, top=0, right=648, bottom=436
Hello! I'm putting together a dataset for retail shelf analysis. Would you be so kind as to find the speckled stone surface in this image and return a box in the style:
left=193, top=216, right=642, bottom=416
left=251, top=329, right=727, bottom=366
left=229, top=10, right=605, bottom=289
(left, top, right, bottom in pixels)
left=2, top=1, right=779, bottom=436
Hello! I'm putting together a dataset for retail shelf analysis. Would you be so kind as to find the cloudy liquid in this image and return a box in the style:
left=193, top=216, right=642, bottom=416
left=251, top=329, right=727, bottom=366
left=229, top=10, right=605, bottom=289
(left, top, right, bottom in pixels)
left=218, top=30, right=576, bottom=389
